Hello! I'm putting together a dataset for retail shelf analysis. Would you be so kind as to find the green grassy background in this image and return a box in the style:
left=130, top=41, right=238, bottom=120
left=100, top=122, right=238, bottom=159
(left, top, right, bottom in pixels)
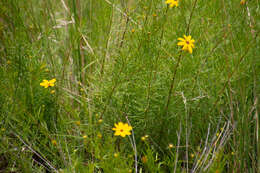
left=0, top=0, right=259, bottom=172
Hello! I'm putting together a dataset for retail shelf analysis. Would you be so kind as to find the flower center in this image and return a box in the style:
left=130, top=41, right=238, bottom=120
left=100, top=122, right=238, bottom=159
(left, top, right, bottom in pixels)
left=120, top=129, right=124, bottom=132
left=186, top=41, right=190, bottom=44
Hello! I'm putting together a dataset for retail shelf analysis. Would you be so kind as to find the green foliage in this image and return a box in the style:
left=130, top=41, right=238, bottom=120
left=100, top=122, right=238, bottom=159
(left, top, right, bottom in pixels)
left=0, top=0, right=259, bottom=172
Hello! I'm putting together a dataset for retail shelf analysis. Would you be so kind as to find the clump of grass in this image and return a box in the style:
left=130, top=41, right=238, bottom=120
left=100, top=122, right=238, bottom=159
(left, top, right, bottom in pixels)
left=0, top=0, right=259, bottom=172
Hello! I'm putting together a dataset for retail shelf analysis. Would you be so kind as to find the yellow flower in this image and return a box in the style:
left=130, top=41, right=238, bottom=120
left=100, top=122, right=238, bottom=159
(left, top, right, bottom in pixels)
left=40, top=78, right=56, bottom=88
left=114, top=153, right=119, bottom=158
left=177, top=35, right=195, bottom=54
left=83, top=135, right=87, bottom=139
left=240, top=0, right=246, bottom=5
left=141, top=156, right=147, bottom=163
left=51, top=140, right=57, bottom=146
left=168, top=143, right=174, bottom=148
left=165, top=0, right=179, bottom=8
left=112, top=122, right=132, bottom=137
left=50, top=90, right=55, bottom=94
left=141, top=135, right=149, bottom=141
left=98, top=119, right=103, bottom=123
left=75, top=121, right=81, bottom=126
left=97, top=132, right=102, bottom=138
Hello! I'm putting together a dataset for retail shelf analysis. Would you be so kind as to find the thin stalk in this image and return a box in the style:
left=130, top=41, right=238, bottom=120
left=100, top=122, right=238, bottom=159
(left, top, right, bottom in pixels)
left=186, top=0, right=198, bottom=35
left=174, top=123, right=182, bottom=173
left=158, top=53, right=182, bottom=144
left=126, top=116, right=138, bottom=173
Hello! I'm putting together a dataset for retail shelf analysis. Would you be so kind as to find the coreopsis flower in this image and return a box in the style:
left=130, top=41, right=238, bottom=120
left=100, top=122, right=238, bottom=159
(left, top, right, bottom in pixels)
left=141, top=156, right=147, bottom=163
left=240, top=0, right=246, bottom=5
left=168, top=143, right=174, bottom=149
left=40, top=78, right=56, bottom=88
left=97, top=132, right=102, bottom=138
left=112, top=122, right=132, bottom=137
left=165, top=0, right=179, bottom=8
left=75, top=121, right=81, bottom=126
left=141, top=135, right=149, bottom=141
left=51, top=140, right=57, bottom=146
left=177, top=35, right=195, bottom=54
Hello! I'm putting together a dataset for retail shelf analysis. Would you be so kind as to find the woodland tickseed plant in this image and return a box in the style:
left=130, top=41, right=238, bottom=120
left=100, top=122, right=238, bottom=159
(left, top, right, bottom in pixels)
left=165, top=0, right=179, bottom=8
left=112, top=122, right=132, bottom=137
left=40, top=78, right=56, bottom=88
left=177, top=35, right=195, bottom=54
left=2, top=1, right=258, bottom=172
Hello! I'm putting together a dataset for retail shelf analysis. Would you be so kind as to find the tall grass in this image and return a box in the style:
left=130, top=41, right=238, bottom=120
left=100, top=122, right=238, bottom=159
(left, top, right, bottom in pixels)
left=0, top=0, right=259, bottom=172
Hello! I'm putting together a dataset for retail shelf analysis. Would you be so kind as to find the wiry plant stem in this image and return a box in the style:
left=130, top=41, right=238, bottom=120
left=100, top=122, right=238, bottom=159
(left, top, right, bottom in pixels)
left=126, top=116, right=138, bottom=173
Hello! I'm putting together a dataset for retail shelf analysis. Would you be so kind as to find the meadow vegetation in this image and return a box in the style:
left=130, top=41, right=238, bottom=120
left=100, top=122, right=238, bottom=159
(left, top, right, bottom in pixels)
left=0, top=0, right=259, bottom=172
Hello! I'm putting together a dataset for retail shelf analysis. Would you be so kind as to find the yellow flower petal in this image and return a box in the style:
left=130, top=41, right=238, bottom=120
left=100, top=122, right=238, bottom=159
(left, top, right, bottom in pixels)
left=177, top=42, right=185, bottom=46
left=177, top=35, right=195, bottom=54
left=112, top=122, right=132, bottom=137
left=178, top=38, right=185, bottom=41
left=188, top=46, right=193, bottom=54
